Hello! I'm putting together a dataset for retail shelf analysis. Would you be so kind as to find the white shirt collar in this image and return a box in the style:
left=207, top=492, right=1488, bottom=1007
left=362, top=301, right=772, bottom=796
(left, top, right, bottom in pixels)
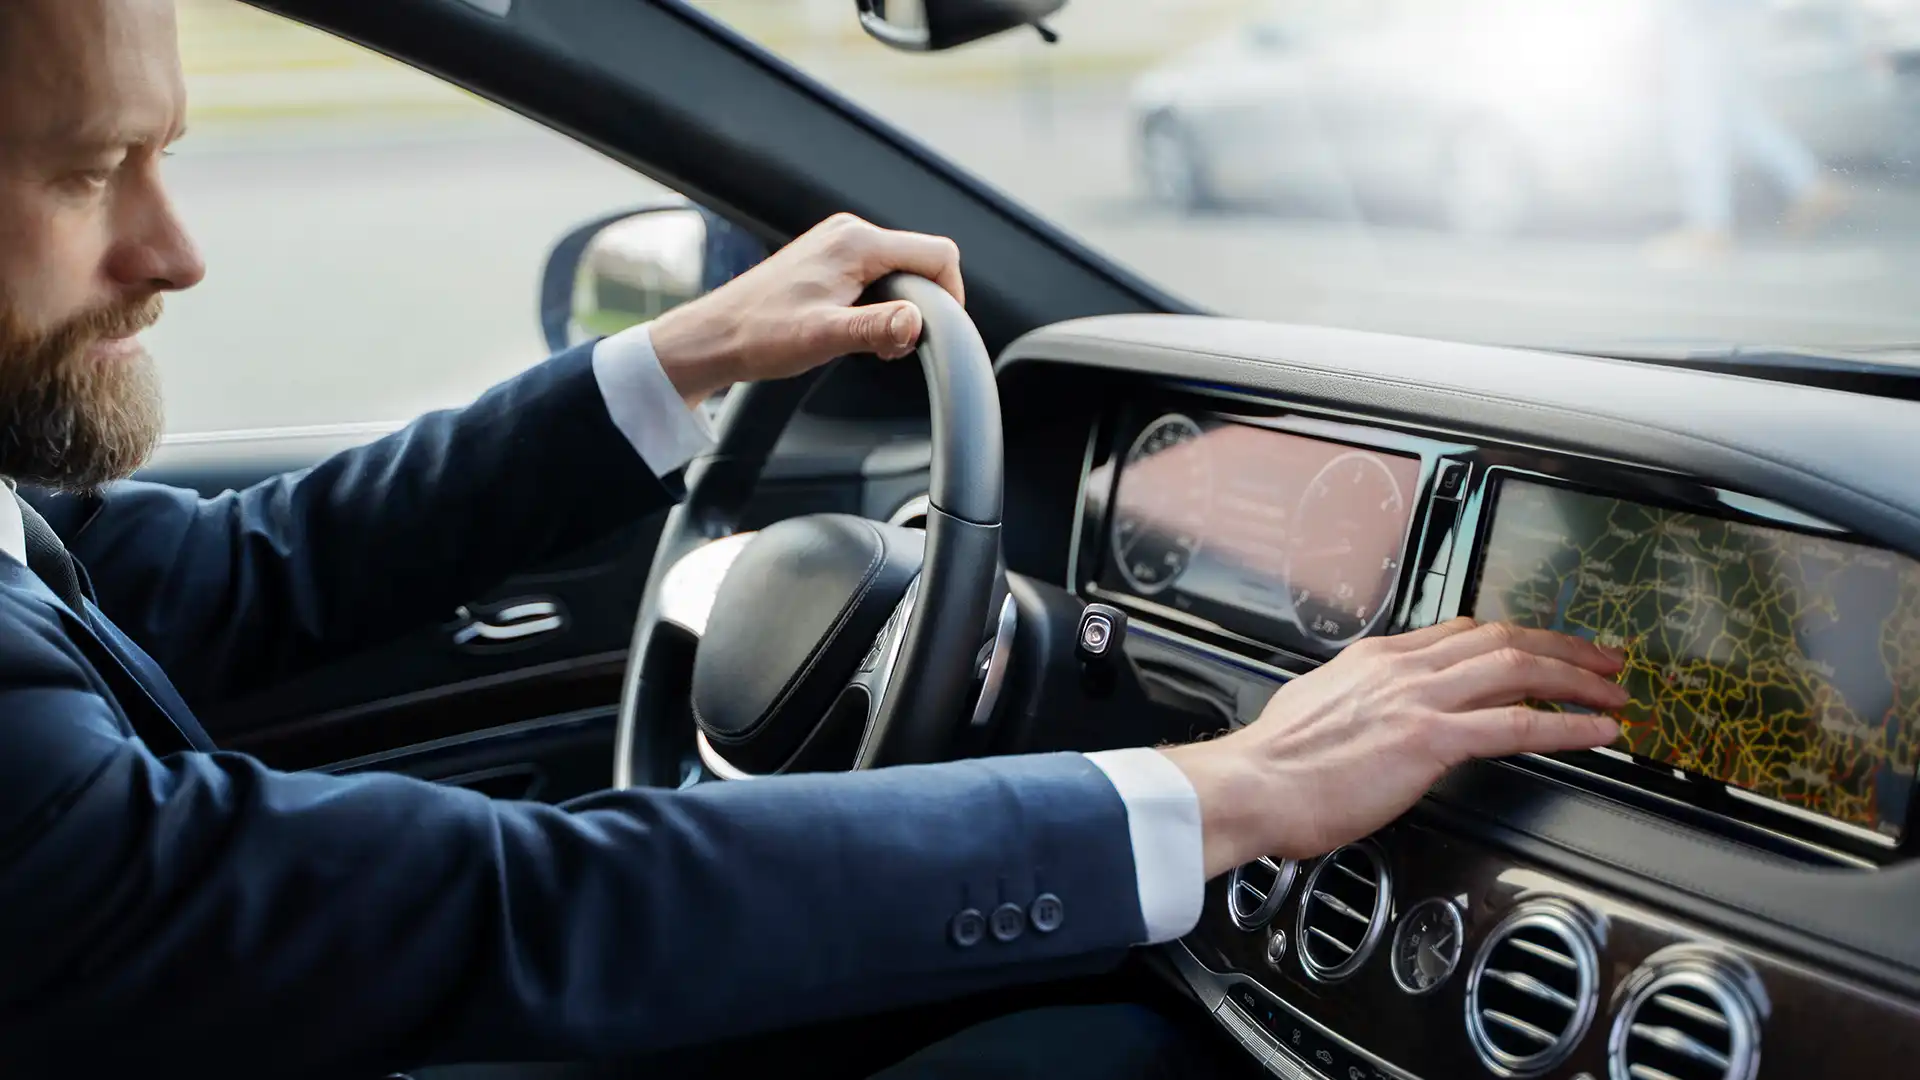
left=0, top=480, right=24, bottom=567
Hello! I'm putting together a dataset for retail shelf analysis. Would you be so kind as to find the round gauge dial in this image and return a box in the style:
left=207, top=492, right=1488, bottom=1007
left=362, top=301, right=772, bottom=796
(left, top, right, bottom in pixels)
left=1286, top=450, right=1409, bottom=648
left=1109, top=414, right=1211, bottom=595
left=1391, top=897, right=1464, bottom=995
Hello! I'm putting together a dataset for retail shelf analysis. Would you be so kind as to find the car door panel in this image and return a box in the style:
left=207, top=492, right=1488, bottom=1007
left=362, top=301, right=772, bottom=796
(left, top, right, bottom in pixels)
left=144, top=408, right=931, bottom=795
left=322, top=706, right=624, bottom=806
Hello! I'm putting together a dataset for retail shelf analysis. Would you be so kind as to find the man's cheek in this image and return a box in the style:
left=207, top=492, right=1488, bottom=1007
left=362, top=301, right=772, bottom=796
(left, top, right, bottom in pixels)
left=14, top=218, right=117, bottom=340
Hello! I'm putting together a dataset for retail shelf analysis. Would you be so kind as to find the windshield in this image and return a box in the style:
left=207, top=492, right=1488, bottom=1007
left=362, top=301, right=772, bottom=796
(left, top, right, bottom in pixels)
left=691, top=0, right=1920, bottom=356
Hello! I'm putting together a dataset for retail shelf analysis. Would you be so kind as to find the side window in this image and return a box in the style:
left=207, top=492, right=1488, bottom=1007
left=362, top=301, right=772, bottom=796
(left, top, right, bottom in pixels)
left=155, top=0, right=764, bottom=436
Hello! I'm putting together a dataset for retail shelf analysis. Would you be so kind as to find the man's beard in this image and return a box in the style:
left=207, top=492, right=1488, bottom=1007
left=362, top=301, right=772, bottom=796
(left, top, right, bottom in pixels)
left=0, top=296, right=165, bottom=492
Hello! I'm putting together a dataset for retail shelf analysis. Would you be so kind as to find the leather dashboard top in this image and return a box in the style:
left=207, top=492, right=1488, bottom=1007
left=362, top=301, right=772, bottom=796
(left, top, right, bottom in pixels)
left=999, top=316, right=1920, bottom=556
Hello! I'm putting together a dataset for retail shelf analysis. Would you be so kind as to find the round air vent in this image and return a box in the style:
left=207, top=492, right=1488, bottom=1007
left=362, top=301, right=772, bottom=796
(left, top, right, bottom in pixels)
left=886, top=494, right=930, bottom=529
left=1226, top=856, right=1299, bottom=931
left=1608, top=947, right=1766, bottom=1080
left=1294, top=843, right=1392, bottom=981
left=1465, top=899, right=1601, bottom=1077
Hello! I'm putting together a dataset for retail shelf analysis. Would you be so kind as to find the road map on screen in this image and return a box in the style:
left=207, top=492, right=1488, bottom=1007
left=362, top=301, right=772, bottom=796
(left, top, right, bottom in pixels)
left=1473, top=478, right=1920, bottom=841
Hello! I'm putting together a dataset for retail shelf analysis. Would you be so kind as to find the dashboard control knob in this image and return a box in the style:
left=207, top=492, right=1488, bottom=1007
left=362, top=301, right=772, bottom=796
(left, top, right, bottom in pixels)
left=1076, top=603, right=1127, bottom=663
left=1266, top=929, right=1289, bottom=968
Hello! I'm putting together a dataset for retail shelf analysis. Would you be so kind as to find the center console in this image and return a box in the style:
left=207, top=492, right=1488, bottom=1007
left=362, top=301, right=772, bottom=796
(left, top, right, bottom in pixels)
left=1171, top=817, right=1920, bottom=1080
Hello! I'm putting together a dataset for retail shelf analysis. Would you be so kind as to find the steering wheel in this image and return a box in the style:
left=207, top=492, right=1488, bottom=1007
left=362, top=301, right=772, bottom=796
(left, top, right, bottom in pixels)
left=612, top=274, right=1014, bottom=787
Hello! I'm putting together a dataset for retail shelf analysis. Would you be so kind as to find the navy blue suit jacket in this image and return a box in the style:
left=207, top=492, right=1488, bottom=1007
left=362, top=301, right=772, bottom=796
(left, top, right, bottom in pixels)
left=0, top=344, right=1144, bottom=1078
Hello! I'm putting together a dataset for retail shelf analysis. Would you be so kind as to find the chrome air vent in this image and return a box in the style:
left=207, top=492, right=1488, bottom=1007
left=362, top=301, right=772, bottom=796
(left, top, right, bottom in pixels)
left=1226, top=856, right=1299, bottom=931
left=886, top=494, right=930, bottom=529
left=1465, top=899, right=1601, bottom=1077
left=1293, top=843, right=1391, bottom=981
left=1608, top=946, right=1767, bottom=1080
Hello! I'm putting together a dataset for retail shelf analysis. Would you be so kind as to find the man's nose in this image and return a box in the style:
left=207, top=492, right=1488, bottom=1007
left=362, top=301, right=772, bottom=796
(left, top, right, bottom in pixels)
left=106, top=183, right=207, bottom=294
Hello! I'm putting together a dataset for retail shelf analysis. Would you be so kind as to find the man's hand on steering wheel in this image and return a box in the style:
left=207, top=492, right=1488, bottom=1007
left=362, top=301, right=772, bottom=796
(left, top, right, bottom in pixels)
left=648, top=212, right=966, bottom=406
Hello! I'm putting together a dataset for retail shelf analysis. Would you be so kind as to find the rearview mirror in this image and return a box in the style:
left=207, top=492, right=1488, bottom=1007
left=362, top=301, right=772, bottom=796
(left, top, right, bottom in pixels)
left=538, top=202, right=768, bottom=354
left=855, top=0, right=1066, bottom=53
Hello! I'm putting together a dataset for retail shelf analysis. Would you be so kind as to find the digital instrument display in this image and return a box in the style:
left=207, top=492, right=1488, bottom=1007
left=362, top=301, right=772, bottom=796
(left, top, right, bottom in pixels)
left=1473, top=477, right=1920, bottom=843
left=1098, top=412, right=1424, bottom=659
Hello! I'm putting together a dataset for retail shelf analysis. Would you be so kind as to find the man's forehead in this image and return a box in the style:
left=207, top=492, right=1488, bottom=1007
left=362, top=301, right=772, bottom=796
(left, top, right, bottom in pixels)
left=0, top=0, right=185, bottom=149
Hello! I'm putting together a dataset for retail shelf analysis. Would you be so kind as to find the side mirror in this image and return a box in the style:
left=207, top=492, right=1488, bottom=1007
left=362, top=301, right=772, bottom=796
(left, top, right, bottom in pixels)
left=538, top=201, right=769, bottom=354
left=855, top=0, right=1066, bottom=53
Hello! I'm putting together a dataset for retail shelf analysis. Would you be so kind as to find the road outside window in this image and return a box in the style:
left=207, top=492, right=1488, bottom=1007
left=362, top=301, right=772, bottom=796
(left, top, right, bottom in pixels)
left=153, top=0, right=673, bottom=435
left=696, top=0, right=1920, bottom=359
left=157, top=0, right=1920, bottom=440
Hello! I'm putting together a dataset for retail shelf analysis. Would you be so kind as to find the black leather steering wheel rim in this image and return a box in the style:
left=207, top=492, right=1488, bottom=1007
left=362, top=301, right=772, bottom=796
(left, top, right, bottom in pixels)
left=612, top=273, right=1003, bottom=788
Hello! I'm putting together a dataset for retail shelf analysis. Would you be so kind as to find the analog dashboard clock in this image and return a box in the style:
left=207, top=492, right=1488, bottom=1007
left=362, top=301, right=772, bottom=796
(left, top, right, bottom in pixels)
left=1390, top=897, right=1464, bottom=995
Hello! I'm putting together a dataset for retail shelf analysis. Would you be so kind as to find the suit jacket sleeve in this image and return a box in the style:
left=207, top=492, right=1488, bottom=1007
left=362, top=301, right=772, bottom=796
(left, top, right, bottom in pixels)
left=0, top=611, right=1147, bottom=1079
left=37, top=342, right=673, bottom=711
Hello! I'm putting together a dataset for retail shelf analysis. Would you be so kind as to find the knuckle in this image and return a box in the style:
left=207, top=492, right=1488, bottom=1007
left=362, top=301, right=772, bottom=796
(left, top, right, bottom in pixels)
left=1343, top=637, right=1385, bottom=662
left=1505, top=706, right=1542, bottom=744
left=1479, top=620, right=1522, bottom=648
left=823, top=228, right=859, bottom=259
left=1492, top=646, right=1537, bottom=675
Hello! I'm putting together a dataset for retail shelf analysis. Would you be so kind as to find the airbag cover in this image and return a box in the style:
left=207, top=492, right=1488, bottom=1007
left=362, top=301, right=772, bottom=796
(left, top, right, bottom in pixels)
left=692, top=514, right=923, bottom=773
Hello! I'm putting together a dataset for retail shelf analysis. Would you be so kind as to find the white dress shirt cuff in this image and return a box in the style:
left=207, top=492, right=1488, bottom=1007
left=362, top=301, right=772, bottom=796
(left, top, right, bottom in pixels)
left=1084, top=746, right=1205, bottom=945
left=591, top=323, right=718, bottom=477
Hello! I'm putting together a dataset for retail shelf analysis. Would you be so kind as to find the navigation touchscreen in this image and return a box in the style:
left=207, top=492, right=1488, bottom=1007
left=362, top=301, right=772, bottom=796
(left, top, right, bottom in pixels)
left=1472, top=477, right=1920, bottom=843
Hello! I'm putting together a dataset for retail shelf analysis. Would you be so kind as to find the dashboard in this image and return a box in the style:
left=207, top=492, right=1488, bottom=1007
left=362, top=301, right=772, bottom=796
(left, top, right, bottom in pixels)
left=1078, top=395, right=1920, bottom=855
left=993, top=316, right=1920, bottom=1080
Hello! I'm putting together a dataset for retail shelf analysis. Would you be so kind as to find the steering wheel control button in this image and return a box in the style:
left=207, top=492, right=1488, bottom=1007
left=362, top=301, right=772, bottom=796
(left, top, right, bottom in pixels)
left=990, top=902, right=1026, bottom=943
left=1075, top=603, right=1128, bottom=663
left=1265, top=929, right=1289, bottom=969
left=950, top=908, right=987, bottom=948
left=860, top=604, right=905, bottom=673
left=1029, top=893, right=1065, bottom=934
left=858, top=635, right=886, bottom=674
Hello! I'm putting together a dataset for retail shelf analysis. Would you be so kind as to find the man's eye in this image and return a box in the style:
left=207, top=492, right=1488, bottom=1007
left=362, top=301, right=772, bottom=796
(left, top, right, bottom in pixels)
left=67, top=169, right=113, bottom=191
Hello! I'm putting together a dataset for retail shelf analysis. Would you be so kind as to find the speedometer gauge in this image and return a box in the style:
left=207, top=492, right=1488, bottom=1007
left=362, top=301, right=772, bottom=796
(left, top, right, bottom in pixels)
left=1110, top=414, right=1210, bottom=595
left=1286, top=450, right=1408, bottom=648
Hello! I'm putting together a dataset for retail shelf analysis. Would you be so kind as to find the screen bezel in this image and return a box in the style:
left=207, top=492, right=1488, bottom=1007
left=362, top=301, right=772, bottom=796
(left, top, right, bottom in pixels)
left=1461, top=468, right=1916, bottom=853
left=1079, top=400, right=1446, bottom=670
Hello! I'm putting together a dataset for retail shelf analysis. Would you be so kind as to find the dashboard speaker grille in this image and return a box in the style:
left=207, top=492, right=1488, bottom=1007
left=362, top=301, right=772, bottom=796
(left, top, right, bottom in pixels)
left=1465, top=900, right=1600, bottom=1078
left=1293, top=843, right=1391, bottom=981
left=1227, top=856, right=1298, bottom=931
left=1608, top=953, right=1763, bottom=1080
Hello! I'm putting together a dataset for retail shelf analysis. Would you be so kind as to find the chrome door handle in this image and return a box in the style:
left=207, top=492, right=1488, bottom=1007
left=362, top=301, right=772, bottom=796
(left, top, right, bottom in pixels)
left=450, top=599, right=565, bottom=647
